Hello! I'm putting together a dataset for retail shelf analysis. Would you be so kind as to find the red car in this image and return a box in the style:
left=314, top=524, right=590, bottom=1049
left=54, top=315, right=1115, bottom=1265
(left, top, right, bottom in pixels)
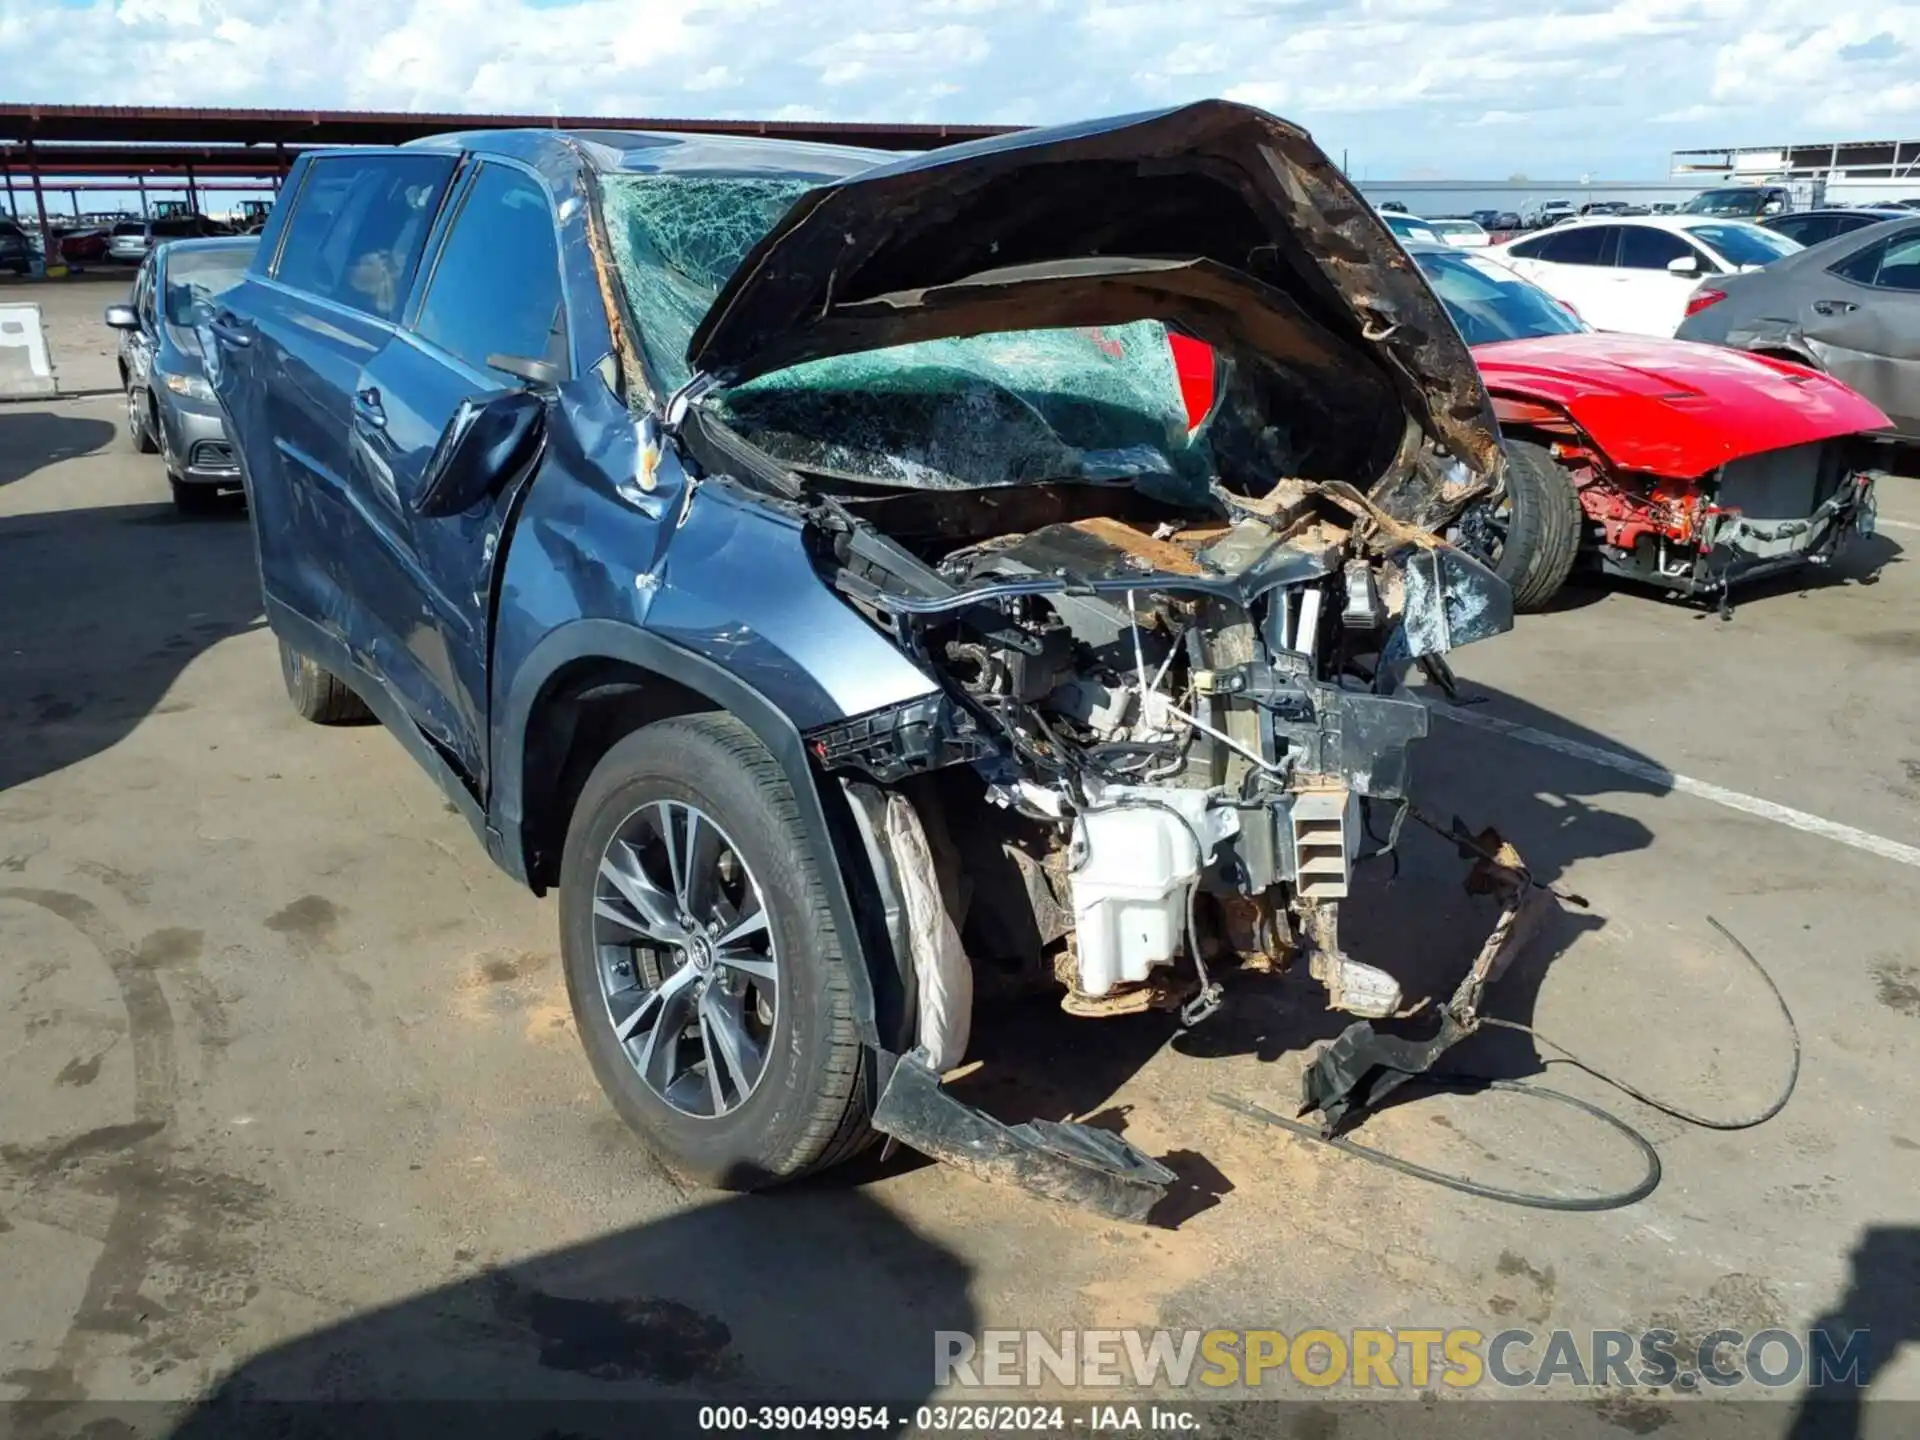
left=55, top=226, right=110, bottom=265
left=1169, top=246, right=1889, bottom=610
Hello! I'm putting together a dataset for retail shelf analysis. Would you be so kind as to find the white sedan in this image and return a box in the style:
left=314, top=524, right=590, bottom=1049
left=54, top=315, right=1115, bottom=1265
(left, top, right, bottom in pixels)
left=1427, top=218, right=1491, bottom=248
left=1379, top=211, right=1445, bottom=246
left=1490, top=215, right=1801, bottom=336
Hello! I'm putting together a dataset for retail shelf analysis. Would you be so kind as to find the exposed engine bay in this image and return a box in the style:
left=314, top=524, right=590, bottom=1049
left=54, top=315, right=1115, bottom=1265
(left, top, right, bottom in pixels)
left=798, top=462, right=1520, bottom=1054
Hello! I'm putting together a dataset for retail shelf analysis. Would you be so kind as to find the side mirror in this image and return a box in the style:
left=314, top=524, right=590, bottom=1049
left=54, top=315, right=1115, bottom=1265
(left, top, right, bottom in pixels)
left=103, top=304, right=139, bottom=330
left=412, top=388, right=546, bottom=519
left=1667, top=255, right=1703, bottom=277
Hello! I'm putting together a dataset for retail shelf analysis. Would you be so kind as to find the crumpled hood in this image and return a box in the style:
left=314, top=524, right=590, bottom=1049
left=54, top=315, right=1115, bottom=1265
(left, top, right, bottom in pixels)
left=685, top=100, right=1503, bottom=529
left=1474, top=332, right=1890, bottom=476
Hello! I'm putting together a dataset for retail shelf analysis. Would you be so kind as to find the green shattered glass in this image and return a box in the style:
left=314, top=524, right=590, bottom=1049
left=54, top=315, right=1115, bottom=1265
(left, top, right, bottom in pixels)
left=601, top=174, right=814, bottom=396
left=600, top=174, right=1202, bottom=492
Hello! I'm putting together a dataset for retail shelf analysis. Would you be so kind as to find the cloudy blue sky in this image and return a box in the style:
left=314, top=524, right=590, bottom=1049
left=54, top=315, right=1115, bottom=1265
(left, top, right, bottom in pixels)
left=4, top=0, right=1918, bottom=178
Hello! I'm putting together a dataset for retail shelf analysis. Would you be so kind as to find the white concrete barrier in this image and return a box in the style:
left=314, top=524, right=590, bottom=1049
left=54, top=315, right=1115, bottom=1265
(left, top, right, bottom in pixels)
left=0, top=302, right=57, bottom=398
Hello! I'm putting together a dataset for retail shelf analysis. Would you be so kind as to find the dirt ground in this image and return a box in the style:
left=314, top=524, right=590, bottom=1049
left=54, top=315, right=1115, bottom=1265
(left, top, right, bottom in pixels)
left=2, top=283, right=1918, bottom=1435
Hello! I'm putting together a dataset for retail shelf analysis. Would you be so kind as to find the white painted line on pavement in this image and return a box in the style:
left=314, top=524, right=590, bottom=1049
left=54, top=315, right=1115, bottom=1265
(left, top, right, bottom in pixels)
left=1877, top=515, right=1920, bottom=533
left=1428, top=704, right=1920, bottom=871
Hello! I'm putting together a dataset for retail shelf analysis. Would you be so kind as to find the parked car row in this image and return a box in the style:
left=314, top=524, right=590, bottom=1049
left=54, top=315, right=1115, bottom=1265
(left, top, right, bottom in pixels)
left=1405, top=243, right=1886, bottom=610
left=0, top=210, right=252, bottom=274
left=1229, top=208, right=1895, bottom=614
left=1489, top=214, right=1801, bottom=336
left=103, top=101, right=1894, bottom=1210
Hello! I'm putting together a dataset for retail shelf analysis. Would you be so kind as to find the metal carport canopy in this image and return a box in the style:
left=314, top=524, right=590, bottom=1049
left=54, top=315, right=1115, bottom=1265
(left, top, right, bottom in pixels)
left=0, top=103, right=1012, bottom=151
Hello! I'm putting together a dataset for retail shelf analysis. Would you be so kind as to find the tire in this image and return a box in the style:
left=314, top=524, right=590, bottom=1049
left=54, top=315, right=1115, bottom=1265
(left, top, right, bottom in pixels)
left=127, top=385, right=159, bottom=454
left=1490, top=439, right=1583, bottom=612
left=169, top=475, right=225, bottom=515
left=559, top=714, right=873, bottom=1189
left=277, top=637, right=373, bottom=725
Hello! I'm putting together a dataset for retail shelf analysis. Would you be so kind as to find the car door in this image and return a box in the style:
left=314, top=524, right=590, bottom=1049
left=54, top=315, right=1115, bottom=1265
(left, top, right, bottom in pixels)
left=1803, top=230, right=1920, bottom=436
left=1613, top=225, right=1716, bottom=336
left=1502, top=225, right=1621, bottom=327
left=212, top=151, right=458, bottom=658
left=342, top=158, right=571, bottom=792
left=124, top=254, right=160, bottom=399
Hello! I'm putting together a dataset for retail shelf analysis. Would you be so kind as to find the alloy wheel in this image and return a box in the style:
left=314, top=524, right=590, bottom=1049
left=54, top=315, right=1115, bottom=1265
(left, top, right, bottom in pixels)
left=591, top=800, right=779, bottom=1118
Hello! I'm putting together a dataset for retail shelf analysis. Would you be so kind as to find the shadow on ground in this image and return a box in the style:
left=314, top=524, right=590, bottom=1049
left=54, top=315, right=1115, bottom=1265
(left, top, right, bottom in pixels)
left=155, top=1189, right=975, bottom=1438
left=1790, top=1225, right=1920, bottom=1439
left=923, top=677, right=1674, bottom=1203
left=0, top=500, right=263, bottom=794
left=0, top=408, right=117, bottom=487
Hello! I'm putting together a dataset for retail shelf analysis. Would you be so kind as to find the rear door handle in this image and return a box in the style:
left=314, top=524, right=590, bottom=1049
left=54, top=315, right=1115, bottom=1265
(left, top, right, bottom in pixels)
left=353, top=386, right=387, bottom=428
left=1812, top=299, right=1858, bottom=316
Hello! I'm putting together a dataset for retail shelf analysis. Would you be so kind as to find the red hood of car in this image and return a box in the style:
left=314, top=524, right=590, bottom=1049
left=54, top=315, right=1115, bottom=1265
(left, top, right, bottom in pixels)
left=1472, top=331, right=1890, bottom=476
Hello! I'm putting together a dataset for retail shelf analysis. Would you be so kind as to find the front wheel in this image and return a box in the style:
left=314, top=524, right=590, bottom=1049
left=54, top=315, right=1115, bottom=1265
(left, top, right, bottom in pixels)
left=559, top=714, right=873, bottom=1189
left=1470, top=439, right=1583, bottom=612
left=277, top=638, right=373, bottom=725
left=126, top=385, right=159, bottom=454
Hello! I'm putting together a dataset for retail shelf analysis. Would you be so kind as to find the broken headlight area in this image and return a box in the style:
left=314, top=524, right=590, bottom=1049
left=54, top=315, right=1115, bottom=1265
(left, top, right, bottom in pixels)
left=803, top=470, right=1530, bottom=1085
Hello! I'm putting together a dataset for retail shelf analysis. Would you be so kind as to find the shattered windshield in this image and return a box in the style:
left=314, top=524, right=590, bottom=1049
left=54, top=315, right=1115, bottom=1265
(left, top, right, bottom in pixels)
left=599, top=173, right=1199, bottom=491
left=601, top=174, right=815, bottom=396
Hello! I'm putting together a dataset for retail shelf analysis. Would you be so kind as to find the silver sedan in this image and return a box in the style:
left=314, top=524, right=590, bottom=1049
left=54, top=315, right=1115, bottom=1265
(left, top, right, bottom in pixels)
left=1677, top=215, right=1920, bottom=439
left=105, top=236, right=258, bottom=511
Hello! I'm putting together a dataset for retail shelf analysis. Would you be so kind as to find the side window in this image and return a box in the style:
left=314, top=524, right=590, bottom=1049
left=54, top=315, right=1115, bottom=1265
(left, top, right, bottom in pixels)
left=1831, top=237, right=1894, bottom=286
left=1617, top=227, right=1696, bottom=270
left=273, top=154, right=456, bottom=322
left=1505, top=234, right=1548, bottom=260
left=1537, top=226, right=1615, bottom=265
left=134, top=262, right=155, bottom=328
left=1769, top=215, right=1827, bottom=246
left=1868, top=235, right=1920, bottom=292
left=414, top=163, right=567, bottom=379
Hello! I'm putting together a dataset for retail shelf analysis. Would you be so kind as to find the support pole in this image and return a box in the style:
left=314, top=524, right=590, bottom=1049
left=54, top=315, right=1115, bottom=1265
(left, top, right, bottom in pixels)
left=26, top=141, right=52, bottom=272
left=186, top=163, right=199, bottom=219
left=138, top=175, right=149, bottom=218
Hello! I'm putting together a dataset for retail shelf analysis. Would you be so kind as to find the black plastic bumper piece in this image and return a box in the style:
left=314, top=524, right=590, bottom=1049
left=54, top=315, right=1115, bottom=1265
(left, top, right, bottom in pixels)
left=873, top=1049, right=1176, bottom=1223
left=1300, top=1010, right=1475, bottom=1136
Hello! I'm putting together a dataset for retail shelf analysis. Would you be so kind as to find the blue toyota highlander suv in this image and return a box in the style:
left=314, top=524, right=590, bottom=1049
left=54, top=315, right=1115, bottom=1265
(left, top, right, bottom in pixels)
left=206, top=101, right=1518, bottom=1216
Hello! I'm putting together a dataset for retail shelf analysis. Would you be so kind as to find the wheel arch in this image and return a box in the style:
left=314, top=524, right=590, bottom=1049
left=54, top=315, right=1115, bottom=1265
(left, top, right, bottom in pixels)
left=493, top=620, right=903, bottom=1050
left=1751, top=344, right=1822, bottom=371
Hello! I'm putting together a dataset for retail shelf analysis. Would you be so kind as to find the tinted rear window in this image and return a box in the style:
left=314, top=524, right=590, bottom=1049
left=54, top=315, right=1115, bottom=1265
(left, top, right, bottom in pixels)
left=1617, top=227, right=1696, bottom=269
left=273, top=154, right=455, bottom=321
left=1533, top=226, right=1614, bottom=265
left=113, top=222, right=146, bottom=236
